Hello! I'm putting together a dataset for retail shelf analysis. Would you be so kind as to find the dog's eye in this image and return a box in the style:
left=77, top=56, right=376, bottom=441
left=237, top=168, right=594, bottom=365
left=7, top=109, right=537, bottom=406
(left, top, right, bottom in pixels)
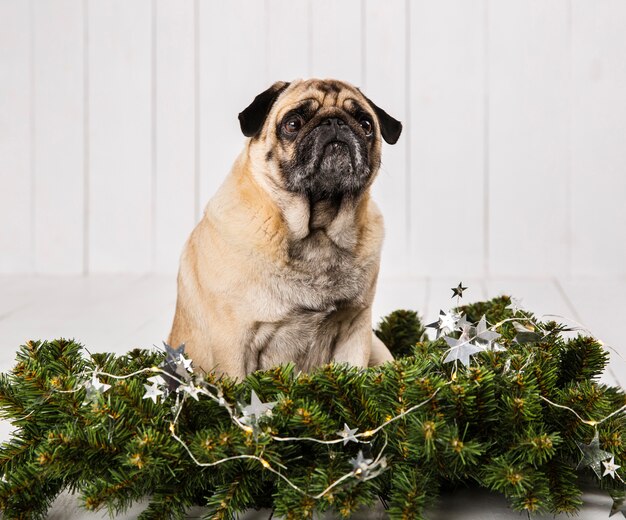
left=359, top=117, right=373, bottom=136
left=283, top=115, right=303, bottom=134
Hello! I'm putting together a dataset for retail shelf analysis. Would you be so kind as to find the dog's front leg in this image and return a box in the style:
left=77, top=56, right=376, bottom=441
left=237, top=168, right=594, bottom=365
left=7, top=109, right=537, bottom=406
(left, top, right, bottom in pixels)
left=332, top=308, right=376, bottom=368
left=369, top=332, right=394, bottom=366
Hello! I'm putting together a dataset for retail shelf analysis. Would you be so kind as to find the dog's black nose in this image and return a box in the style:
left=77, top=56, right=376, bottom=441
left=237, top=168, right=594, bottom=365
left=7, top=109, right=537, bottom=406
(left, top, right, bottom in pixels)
left=321, top=117, right=345, bottom=127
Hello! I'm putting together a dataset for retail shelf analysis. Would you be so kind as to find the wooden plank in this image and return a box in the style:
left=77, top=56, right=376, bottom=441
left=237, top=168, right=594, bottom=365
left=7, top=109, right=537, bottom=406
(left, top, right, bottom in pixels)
left=47, top=494, right=149, bottom=520
left=0, top=1, right=32, bottom=273
left=425, top=486, right=610, bottom=519
left=488, top=0, right=570, bottom=276
left=32, top=0, right=84, bottom=274
left=364, top=0, right=409, bottom=278
left=197, top=0, right=266, bottom=212
left=154, top=0, right=196, bottom=273
left=409, top=1, right=485, bottom=277
left=87, top=0, right=152, bottom=272
left=109, top=274, right=177, bottom=352
left=39, top=488, right=616, bottom=520
left=0, top=275, right=175, bottom=369
left=559, top=277, right=626, bottom=387
left=266, top=0, right=310, bottom=82
left=373, top=277, right=428, bottom=326
left=0, top=275, right=145, bottom=364
left=0, top=276, right=43, bottom=320
left=310, top=0, right=362, bottom=85
left=571, top=1, right=626, bottom=276
left=484, top=278, right=575, bottom=318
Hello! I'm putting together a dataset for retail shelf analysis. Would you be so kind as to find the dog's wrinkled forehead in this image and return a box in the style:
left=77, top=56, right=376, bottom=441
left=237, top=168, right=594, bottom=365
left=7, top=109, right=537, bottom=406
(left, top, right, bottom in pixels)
left=272, top=79, right=369, bottom=122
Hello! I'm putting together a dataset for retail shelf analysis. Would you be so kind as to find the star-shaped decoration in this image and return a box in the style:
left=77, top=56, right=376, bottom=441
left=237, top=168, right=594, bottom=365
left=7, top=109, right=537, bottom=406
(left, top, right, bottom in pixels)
left=610, top=496, right=626, bottom=518
left=512, top=321, right=542, bottom=344
left=180, top=355, right=193, bottom=373
left=490, top=341, right=506, bottom=352
left=475, top=315, right=500, bottom=342
left=576, top=430, right=613, bottom=478
left=241, top=390, right=277, bottom=420
left=181, top=382, right=201, bottom=401
left=426, top=310, right=460, bottom=338
left=350, top=450, right=387, bottom=481
left=506, top=297, right=524, bottom=314
left=91, top=374, right=111, bottom=393
left=163, top=342, right=185, bottom=364
left=603, top=456, right=621, bottom=479
left=337, top=423, right=359, bottom=446
left=456, top=314, right=473, bottom=334
left=440, top=311, right=460, bottom=331
left=84, top=373, right=112, bottom=402
left=143, top=382, right=165, bottom=404
left=174, top=360, right=192, bottom=381
left=443, top=335, right=485, bottom=367
left=451, top=282, right=468, bottom=299
left=147, top=375, right=167, bottom=387
left=160, top=343, right=192, bottom=392
left=350, top=450, right=374, bottom=479
left=475, top=315, right=503, bottom=350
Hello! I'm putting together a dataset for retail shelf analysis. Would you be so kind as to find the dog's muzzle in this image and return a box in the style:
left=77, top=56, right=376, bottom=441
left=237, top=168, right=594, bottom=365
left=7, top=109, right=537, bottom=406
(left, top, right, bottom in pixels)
left=283, top=116, right=371, bottom=199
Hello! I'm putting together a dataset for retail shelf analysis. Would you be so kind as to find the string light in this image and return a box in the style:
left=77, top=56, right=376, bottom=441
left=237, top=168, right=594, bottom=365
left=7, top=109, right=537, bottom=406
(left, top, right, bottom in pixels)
left=57, top=356, right=439, bottom=500
left=49, top=296, right=626, bottom=503
left=539, top=396, right=626, bottom=428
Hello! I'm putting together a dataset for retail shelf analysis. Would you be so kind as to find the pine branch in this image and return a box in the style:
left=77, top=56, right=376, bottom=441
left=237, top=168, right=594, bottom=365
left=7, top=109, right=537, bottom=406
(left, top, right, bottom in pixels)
left=0, top=298, right=624, bottom=518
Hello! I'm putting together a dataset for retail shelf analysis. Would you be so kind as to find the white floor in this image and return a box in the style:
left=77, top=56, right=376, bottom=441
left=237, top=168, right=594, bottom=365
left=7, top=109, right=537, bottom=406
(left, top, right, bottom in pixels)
left=0, top=275, right=624, bottom=519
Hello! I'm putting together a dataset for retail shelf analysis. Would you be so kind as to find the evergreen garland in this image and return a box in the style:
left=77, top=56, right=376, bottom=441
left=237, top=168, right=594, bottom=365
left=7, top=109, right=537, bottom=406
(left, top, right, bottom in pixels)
left=0, top=296, right=625, bottom=519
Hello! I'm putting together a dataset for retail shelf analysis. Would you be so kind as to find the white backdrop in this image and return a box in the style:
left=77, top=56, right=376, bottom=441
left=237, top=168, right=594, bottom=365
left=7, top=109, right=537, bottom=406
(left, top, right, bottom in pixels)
left=1, top=0, right=625, bottom=278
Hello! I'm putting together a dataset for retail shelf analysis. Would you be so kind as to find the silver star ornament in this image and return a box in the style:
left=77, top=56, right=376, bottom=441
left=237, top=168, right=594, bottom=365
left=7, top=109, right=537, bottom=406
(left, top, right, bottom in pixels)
left=181, top=382, right=201, bottom=401
left=350, top=450, right=387, bottom=481
left=610, top=496, right=626, bottom=518
left=160, top=343, right=191, bottom=392
left=84, top=373, right=112, bottom=402
left=576, top=430, right=612, bottom=478
left=475, top=315, right=504, bottom=350
left=180, top=355, right=193, bottom=372
left=426, top=310, right=460, bottom=338
left=451, top=282, right=468, bottom=299
left=443, top=335, right=485, bottom=367
left=337, top=423, right=359, bottom=445
left=241, top=390, right=277, bottom=420
left=143, top=382, right=165, bottom=404
left=512, top=321, right=542, bottom=344
left=603, top=456, right=621, bottom=479
left=147, top=375, right=167, bottom=387
left=351, top=450, right=374, bottom=478
left=506, top=297, right=524, bottom=314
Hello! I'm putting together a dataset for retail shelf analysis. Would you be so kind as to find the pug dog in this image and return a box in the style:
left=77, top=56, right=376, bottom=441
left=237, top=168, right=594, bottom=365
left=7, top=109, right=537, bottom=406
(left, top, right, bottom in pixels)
left=168, top=78, right=402, bottom=379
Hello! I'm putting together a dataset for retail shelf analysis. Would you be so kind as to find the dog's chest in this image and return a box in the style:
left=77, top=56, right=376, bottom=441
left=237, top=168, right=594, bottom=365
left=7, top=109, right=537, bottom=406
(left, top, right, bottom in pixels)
left=282, top=229, right=366, bottom=311
left=247, top=229, right=369, bottom=373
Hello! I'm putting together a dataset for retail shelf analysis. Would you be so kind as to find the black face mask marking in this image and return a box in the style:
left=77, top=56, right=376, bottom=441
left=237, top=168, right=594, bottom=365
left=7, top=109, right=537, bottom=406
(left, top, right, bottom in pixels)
left=279, top=113, right=372, bottom=200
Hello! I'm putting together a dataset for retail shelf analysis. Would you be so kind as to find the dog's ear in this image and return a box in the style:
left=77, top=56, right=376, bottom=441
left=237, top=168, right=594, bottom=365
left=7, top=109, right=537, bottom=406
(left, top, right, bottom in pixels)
left=361, top=93, right=403, bottom=145
left=238, top=81, right=290, bottom=138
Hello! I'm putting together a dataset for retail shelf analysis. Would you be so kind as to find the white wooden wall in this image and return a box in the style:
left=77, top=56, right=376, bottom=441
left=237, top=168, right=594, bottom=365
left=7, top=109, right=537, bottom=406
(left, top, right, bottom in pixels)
left=1, top=0, right=625, bottom=278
